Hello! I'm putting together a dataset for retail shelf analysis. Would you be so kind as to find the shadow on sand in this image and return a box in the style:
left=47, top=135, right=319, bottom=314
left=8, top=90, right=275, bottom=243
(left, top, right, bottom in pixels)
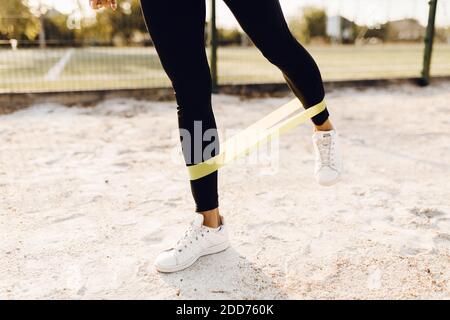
left=157, top=247, right=288, bottom=299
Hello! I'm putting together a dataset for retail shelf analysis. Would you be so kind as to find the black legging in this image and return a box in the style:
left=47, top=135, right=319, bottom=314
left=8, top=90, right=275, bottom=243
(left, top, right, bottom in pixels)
left=140, top=0, right=329, bottom=212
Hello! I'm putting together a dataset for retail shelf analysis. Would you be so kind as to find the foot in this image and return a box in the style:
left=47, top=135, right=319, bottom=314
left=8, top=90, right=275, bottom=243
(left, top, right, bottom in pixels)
left=312, top=130, right=342, bottom=186
left=154, top=214, right=229, bottom=273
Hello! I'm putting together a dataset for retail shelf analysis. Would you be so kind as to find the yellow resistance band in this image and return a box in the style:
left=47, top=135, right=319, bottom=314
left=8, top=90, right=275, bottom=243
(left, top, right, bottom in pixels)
left=188, top=99, right=326, bottom=180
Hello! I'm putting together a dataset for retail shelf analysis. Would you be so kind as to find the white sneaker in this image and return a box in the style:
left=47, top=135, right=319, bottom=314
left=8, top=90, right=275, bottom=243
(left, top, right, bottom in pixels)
left=154, top=214, right=229, bottom=273
left=312, top=130, right=342, bottom=186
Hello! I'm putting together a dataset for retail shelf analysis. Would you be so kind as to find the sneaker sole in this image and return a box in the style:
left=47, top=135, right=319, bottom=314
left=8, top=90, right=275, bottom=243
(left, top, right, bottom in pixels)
left=317, top=175, right=341, bottom=187
left=155, top=241, right=230, bottom=273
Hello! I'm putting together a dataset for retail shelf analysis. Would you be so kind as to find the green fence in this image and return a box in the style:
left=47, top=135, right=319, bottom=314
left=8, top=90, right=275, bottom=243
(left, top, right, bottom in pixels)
left=0, top=0, right=449, bottom=94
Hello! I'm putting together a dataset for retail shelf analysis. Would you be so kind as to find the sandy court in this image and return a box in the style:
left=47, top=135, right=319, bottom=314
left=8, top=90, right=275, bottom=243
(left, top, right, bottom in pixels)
left=1, top=83, right=450, bottom=299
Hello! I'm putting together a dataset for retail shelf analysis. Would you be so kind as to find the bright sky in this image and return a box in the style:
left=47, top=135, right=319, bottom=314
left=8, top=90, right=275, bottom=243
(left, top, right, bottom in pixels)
left=36, top=0, right=450, bottom=27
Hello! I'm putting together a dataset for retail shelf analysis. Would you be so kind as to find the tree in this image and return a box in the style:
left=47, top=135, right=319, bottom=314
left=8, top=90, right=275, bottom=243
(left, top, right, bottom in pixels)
left=106, top=0, right=147, bottom=43
left=435, top=27, right=450, bottom=43
left=1, top=0, right=150, bottom=46
left=74, top=0, right=147, bottom=45
left=290, top=6, right=327, bottom=43
left=43, top=11, right=76, bottom=45
left=22, top=0, right=53, bottom=47
left=217, top=28, right=242, bottom=45
left=362, top=25, right=389, bottom=42
left=0, top=0, right=39, bottom=40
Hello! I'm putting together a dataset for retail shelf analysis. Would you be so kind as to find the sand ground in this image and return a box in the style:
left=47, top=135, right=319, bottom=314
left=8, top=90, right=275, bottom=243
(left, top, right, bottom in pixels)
left=1, top=83, right=449, bottom=299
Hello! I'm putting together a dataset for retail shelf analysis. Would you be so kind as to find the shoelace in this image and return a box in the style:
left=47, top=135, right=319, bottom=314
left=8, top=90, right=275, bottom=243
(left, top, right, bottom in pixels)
left=175, top=224, right=207, bottom=253
left=317, top=136, right=335, bottom=168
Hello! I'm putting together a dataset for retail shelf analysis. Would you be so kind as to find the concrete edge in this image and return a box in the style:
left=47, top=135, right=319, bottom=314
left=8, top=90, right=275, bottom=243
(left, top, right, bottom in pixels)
left=1, top=76, right=449, bottom=115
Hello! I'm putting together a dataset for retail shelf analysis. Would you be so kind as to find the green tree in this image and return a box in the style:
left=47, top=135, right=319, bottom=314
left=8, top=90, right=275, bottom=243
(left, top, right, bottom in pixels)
left=20, top=0, right=54, bottom=47
left=74, top=11, right=114, bottom=44
left=290, top=6, right=327, bottom=43
left=0, top=0, right=39, bottom=40
left=74, top=0, right=147, bottom=45
left=107, top=0, right=147, bottom=43
left=218, top=28, right=242, bottom=45
left=43, top=12, right=76, bottom=45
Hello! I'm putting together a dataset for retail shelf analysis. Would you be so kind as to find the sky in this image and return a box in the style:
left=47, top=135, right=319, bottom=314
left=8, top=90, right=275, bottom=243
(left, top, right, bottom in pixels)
left=33, top=0, right=450, bottom=27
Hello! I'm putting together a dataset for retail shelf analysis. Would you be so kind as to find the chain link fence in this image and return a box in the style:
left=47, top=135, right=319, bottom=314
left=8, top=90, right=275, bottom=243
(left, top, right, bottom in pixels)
left=0, top=0, right=449, bottom=94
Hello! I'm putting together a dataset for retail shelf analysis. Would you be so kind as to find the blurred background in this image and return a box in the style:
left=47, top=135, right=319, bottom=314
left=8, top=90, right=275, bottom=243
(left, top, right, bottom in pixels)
left=0, top=0, right=449, bottom=93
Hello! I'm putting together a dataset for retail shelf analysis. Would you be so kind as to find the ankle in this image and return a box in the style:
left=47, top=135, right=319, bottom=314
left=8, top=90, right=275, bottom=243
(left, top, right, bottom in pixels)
left=315, top=119, right=334, bottom=132
left=200, top=208, right=221, bottom=228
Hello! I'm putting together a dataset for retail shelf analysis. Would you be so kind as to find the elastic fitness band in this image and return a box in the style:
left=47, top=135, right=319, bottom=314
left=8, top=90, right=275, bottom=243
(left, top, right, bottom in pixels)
left=188, top=99, right=326, bottom=180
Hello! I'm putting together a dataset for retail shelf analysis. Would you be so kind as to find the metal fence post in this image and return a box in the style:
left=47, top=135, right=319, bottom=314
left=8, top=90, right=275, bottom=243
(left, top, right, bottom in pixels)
left=421, top=0, right=438, bottom=86
left=210, top=0, right=218, bottom=91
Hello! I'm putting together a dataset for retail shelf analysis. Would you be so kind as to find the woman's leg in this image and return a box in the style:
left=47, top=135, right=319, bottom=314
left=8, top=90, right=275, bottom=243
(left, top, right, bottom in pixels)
left=140, top=0, right=220, bottom=218
left=142, top=2, right=229, bottom=272
left=224, top=0, right=342, bottom=186
left=224, top=0, right=330, bottom=127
